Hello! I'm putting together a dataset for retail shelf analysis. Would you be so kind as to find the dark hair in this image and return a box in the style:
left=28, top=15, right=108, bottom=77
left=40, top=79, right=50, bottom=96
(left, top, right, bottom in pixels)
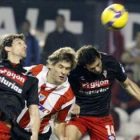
left=0, top=33, right=26, bottom=59
left=76, top=45, right=100, bottom=66
left=47, top=47, right=77, bottom=70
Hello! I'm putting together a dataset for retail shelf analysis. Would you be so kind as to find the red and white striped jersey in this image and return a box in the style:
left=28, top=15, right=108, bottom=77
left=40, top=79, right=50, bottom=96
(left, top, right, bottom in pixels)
left=17, top=64, right=75, bottom=134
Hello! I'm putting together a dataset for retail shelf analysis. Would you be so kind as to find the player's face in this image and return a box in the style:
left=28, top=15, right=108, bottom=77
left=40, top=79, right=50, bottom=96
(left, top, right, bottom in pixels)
left=10, top=38, right=27, bottom=59
left=49, top=60, right=72, bottom=85
left=85, top=57, right=102, bottom=74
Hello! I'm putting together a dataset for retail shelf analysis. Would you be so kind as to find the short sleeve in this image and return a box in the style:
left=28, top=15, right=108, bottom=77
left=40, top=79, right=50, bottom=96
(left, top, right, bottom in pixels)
left=26, top=78, right=39, bottom=107
left=56, top=94, right=75, bottom=122
left=56, top=104, right=74, bottom=122
left=114, top=58, right=127, bottom=82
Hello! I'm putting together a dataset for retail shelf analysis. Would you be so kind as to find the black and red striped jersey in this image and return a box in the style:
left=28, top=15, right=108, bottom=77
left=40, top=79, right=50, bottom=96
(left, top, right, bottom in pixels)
left=0, top=60, right=39, bottom=121
left=69, top=54, right=127, bottom=117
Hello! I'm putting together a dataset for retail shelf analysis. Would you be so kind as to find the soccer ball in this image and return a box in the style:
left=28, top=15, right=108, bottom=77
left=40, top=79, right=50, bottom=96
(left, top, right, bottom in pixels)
left=101, top=3, right=129, bottom=30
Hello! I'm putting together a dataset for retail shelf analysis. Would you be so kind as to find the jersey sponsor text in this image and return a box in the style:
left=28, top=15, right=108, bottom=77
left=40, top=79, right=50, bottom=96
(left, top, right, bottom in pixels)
left=81, top=80, right=110, bottom=89
left=0, top=68, right=26, bottom=84
left=0, top=76, right=22, bottom=93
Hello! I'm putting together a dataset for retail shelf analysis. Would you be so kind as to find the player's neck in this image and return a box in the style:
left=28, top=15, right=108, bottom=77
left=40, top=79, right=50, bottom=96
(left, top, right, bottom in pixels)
left=7, top=55, right=21, bottom=64
left=47, top=71, right=55, bottom=85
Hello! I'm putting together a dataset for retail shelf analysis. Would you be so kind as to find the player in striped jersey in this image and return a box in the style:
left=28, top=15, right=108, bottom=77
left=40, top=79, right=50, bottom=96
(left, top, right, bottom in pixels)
left=11, top=47, right=77, bottom=140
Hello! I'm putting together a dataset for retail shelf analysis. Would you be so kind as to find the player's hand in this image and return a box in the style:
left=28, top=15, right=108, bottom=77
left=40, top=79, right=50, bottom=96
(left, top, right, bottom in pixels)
left=30, top=134, right=38, bottom=140
left=71, top=104, right=80, bottom=116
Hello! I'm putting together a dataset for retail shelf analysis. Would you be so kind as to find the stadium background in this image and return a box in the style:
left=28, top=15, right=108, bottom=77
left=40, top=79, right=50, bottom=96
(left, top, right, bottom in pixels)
left=0, top=0, right=140, bottom=139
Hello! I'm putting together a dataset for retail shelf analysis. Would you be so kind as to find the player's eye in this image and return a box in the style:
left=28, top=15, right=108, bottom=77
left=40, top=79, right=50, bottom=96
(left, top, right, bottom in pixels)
left=18, top=42, right=22, bottom=45
left=66, top=67, right=71, bottom=71
left=59, top=65, right=63, bottom=69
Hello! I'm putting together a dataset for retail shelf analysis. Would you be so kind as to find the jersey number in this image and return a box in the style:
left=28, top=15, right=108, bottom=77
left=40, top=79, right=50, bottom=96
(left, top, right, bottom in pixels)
left=105, top=125, right=115, bottom=140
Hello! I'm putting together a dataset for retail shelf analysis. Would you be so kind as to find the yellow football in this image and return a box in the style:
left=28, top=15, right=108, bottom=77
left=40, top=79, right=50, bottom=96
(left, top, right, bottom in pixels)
left=101, top=3, right=129, bottom=30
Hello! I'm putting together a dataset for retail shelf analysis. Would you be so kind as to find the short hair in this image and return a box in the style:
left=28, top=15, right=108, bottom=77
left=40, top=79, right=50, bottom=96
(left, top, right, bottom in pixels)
left=47, top=47, right=77, bottom=70
left=76, top=45, right=100, bottom=66
left=0, top=33, right=26, bottom=60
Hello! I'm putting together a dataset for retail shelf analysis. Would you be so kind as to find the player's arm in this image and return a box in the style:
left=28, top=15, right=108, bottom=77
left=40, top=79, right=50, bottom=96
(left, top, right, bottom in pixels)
left=29, top=104, right=40, bottom=140
left=54, top=120, right=67, bottom=140
left=54, top=99, right=75, bottom=140
left=54, top=105, right=72, bottom=140
left=119, top=77, right=140, bottom=102
left=121, top=50, right=140, bottom=64
left=71, top=103, right=80, bottom=116
left=26, top=78, right=40, bottom=140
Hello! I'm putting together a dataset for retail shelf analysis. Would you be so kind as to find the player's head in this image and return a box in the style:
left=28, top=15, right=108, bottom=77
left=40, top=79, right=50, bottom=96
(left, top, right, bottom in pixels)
left=0, top=33, right=27, bottom=61
left=47, top=47, right=76, bottom=84
left=76, top=45, right=102, bottom=74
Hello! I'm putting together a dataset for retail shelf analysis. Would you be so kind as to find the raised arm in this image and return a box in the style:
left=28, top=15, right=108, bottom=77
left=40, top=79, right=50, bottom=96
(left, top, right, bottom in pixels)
left=119, top=77, right=140, bottom=102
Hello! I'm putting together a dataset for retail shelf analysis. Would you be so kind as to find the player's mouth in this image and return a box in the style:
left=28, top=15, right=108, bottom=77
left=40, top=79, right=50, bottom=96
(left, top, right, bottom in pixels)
left=23, top=49, right=27, bottom=53
left=59, top=76, right=65, bottom=81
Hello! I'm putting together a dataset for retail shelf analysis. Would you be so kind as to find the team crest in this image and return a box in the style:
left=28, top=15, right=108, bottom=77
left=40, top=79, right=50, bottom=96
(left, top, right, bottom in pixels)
left=39, top=93, right=46, bottom=101
left=103, top=70, right=107, bottom=78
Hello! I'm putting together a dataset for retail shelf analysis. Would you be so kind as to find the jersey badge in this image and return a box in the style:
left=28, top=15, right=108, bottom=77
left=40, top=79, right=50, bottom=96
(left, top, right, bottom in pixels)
left=103, top=70, right=107, bottom=78
left=39, top=93, right=46, bottom=101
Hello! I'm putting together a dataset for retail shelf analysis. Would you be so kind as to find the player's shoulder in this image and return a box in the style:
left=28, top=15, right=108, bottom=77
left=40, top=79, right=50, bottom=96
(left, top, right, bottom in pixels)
left=100, top=53, right=121, bottom=70
left=60, top=80, right=75, bottom=100
left=24, top=64, right=46, bottom=76
left=101, top=53, right=118, bottom=63
left=70, top=65, right=90, bottom=79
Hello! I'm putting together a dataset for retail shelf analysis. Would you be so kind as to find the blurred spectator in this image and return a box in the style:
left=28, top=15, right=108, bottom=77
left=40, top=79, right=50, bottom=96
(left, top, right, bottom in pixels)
left=134, top=136, right=140, bottom=140
left=130, top=109, right=140, bottom=124
left=19, top=19, right=40, bottom=66
left=114, top=107, right=129, bottom=124
left=41, top=14, right=79, bottom=64
left=119, top=122, right=140, bottom=140
left=121, top=31, right=140, bottom=84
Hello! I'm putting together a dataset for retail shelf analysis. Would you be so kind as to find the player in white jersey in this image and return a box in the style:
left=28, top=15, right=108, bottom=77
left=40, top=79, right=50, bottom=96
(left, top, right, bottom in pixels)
left=11, top=47, right=77, bottom=140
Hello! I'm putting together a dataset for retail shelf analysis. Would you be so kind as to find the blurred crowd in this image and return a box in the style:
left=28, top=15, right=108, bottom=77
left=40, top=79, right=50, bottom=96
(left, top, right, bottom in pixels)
left=14, top=14, right=79, bottom=67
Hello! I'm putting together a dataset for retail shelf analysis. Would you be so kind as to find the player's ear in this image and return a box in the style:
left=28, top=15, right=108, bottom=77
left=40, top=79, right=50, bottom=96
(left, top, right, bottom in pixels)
left=5, top=46, right=12, bottom=52
left=48, top=63, right=53, bottom=70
